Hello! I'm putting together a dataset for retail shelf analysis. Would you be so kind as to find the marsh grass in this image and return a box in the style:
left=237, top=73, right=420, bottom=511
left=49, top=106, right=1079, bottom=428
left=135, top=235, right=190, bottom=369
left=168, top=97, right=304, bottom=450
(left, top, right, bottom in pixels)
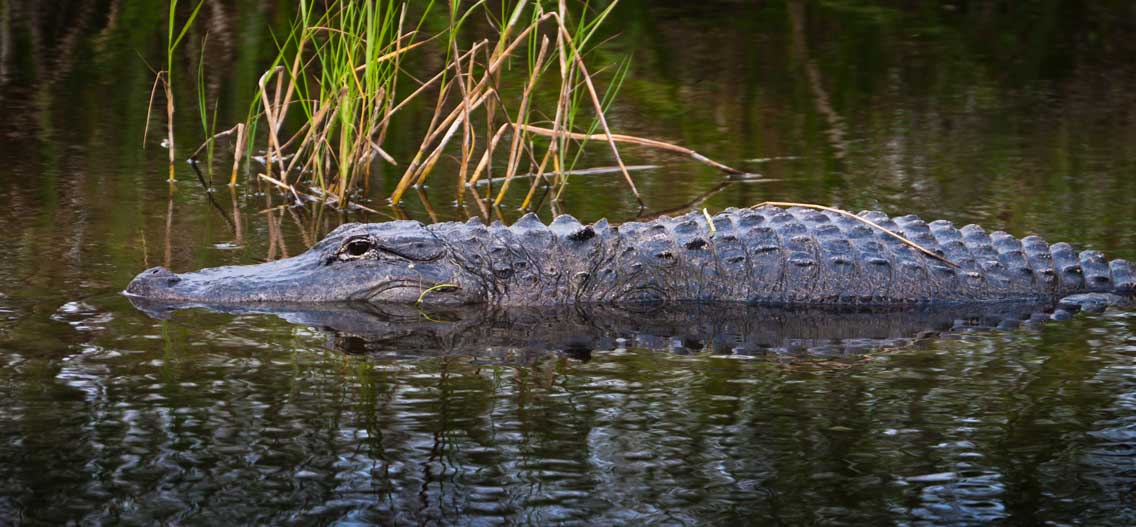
left=179, top=0, right=744, bottom=211
left=194, top=34, right=220, bottom=178
left=145, top=0, right=206, bottom=182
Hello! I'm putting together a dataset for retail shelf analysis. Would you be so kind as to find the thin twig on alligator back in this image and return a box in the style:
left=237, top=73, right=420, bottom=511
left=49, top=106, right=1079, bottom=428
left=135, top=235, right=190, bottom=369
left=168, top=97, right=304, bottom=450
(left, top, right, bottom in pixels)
left=750, top=202, right=959, bottom=268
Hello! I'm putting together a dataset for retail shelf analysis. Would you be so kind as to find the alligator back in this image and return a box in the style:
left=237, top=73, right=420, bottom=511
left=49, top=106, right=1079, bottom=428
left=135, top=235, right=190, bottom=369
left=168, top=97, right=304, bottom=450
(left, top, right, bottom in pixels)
left=444, top=206, right=1135, bottom=306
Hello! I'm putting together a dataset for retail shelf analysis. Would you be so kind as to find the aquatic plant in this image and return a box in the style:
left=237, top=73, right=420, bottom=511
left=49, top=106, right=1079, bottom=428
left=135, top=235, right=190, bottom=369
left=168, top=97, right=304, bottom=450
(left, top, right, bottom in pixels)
left=145, top=0, right=206, bottom=182
left=178, top=0, right=742, bottom=211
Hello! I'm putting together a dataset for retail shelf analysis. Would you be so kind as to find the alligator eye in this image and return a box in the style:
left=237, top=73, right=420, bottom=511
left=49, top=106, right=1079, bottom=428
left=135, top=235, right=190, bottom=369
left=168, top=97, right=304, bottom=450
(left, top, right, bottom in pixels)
left=342, top=238, right=374, bottom=258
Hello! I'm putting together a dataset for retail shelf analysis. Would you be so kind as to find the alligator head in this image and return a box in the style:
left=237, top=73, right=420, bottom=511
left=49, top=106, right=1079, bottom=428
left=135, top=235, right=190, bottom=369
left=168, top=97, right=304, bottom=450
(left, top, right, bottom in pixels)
left=124, top=221, right=483, bottom=306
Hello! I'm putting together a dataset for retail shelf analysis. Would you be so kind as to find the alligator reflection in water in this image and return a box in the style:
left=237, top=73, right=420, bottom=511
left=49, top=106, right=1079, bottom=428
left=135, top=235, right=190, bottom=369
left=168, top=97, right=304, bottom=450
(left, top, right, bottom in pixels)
left=127, top=297, right=1113, bottom=358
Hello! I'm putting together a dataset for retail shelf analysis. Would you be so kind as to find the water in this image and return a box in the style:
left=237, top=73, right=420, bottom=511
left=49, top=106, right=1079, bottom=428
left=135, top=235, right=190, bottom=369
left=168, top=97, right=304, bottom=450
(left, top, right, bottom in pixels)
left=3, top=1, right=1136, bottom=524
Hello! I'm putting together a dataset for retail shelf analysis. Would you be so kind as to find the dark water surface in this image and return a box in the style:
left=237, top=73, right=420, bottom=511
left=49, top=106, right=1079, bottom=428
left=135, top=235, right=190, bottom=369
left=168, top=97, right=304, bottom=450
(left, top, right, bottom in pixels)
left=3, top=1, right=1136, bottom=524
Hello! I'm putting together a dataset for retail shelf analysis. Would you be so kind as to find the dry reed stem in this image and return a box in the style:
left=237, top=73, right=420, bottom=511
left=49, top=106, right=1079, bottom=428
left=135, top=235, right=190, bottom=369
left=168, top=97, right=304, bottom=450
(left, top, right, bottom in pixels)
left=284, top=90, right=341, bottom=177
left=164, top=75, right=176, bottom=181
left=258, top=173, right=383, bottom=215
left=366, top=140, right=397, bottom=165
left=431, top=15, right=556, bottom=198
left=551, top=63, right=578, bottom=199
left=270, top=64, right=288, bottom=175
left=399, top=13, right=554, bottom=205
left=751, top=202, right=959, bottom=268
left=351, top=38, right=429, bottom=72
left=413, top=80, right=455, bottom=156
left=451, top=35, right=476, bottom=203
left=257, top=66, right=285, bottom=178
left=471, top=164, right=658, bottom=186
left=464, top=184, right=492, bottom=221
left=552, top=14, right=638, bottom=203
left=276, top=35, right=307, bottom=168
left=412, top=87, right=497, bottom=187
left=514, top=124, right=744, bottom=175
left=256, top=204, right=291, bottom=215
left=494, top=36, right=550, bottom=206
left=419, top=45, right=485, bottom=190
left=479, top=13, right=557, bottom=93
left=188, top=124, right=241, bottom=160
left=481, top=45, right=500, bottom=196
left=274, top=119, right=314, bottom=154
left=405, top=88, right=495, bottom=191
left=420, top=81, right=494, bottom=147
left=230, top=123, right=245, bottom=186
left=235, top=8, right=645, bottom=209
left=143, top=71, right=163, bottom=148
left=551, top=2, right=572, bottom=190
left=519, top=142, right=555, bottom=210
left=257, top=172, right=303, bottom=203
left=307, top=186, right=383, bottom=214
left=551, top=47, right=579, bottom=201
left=389, top=81, right=455, bottom=203
left=378, top=40, right=487, bottom=133
left=468, top=123, right=511, bottom=186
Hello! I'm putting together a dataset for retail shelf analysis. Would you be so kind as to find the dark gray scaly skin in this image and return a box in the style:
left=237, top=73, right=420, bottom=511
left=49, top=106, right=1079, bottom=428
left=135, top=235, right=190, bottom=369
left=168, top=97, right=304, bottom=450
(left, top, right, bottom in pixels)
left=125, top=205, right=1136, bottom=307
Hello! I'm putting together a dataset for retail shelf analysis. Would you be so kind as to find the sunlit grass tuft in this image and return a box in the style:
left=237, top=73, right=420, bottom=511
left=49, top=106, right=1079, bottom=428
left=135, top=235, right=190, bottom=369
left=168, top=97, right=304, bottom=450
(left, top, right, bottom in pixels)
left=176, top=1, right=743, bottom=211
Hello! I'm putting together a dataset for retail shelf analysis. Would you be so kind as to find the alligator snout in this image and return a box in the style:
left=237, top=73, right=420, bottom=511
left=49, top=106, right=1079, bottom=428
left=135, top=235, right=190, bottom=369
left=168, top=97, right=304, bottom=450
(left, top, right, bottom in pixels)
left=124, top=266, right=182, bottom=297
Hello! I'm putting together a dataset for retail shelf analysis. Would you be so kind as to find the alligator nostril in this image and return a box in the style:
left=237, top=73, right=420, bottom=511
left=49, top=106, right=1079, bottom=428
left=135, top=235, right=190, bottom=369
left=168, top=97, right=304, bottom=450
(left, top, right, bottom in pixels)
left=165, top=277, right=181, bottom=286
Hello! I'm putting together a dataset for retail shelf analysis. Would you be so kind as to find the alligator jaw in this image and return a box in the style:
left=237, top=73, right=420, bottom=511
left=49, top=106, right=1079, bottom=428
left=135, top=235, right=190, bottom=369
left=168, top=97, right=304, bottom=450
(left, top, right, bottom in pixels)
left=123, top=255, right=329, bottom=303
left=125, top=257, right=471, bottom=308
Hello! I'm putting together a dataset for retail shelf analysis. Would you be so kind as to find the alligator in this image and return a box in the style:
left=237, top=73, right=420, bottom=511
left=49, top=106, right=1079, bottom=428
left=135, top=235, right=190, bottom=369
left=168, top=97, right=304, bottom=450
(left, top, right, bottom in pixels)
left=125, top=205, right=1135, bottom=308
